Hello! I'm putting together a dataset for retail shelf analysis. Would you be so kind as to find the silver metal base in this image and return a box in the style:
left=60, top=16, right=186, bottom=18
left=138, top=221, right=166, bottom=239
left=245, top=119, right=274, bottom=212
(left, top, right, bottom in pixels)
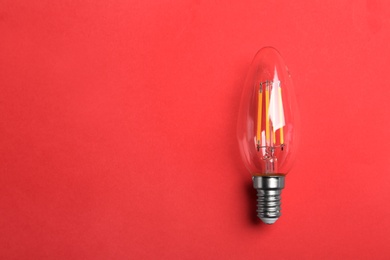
left=253, top=176, right=285, bottom=225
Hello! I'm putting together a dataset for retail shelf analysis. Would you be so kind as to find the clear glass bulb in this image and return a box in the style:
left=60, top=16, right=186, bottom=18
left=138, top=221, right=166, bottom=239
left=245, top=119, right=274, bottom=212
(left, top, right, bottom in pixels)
left=237, top=47, right=299, bottom=224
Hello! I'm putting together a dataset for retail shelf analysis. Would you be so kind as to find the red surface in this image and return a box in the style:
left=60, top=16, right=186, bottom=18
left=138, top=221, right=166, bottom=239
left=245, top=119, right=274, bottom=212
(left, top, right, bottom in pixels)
left=1, top=1, right=390, bottom=259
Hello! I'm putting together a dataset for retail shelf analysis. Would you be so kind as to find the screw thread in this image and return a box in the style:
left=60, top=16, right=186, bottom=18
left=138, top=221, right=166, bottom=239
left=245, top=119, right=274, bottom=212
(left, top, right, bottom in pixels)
left=256, top=189, right=282, bottom=224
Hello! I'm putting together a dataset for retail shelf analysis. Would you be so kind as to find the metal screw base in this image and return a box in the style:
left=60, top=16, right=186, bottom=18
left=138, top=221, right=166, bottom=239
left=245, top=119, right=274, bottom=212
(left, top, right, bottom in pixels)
left=253, top=176, right=285, bottom=225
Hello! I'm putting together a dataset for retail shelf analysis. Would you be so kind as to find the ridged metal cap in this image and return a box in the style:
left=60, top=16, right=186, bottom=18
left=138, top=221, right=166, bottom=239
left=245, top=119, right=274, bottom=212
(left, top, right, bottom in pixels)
left=253, top=176, right=285, bottom=224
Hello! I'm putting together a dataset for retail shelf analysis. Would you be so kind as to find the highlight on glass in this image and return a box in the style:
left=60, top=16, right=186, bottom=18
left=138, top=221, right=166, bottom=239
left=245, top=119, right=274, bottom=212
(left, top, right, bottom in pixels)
left=237, top=47, right=299, bottom=224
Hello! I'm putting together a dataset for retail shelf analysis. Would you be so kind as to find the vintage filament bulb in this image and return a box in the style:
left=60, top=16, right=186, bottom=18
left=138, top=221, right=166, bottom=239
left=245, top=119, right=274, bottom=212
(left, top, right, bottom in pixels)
left=237, top=47, right=299, bottom=224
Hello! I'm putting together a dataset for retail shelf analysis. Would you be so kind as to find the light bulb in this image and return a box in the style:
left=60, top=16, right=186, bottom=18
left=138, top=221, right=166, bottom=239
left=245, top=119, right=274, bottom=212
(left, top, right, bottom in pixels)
left=237, top=47, right=298, bottom=224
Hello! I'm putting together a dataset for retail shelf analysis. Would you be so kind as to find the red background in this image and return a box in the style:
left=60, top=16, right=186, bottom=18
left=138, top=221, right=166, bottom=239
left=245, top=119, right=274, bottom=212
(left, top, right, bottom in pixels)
left=1, top=0, right=390, bottom=259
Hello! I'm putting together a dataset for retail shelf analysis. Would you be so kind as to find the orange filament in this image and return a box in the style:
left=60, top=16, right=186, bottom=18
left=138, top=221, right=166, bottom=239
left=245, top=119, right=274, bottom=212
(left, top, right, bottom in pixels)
left=265, top=82, right=270, bottom=145
left=256, top=84, right=263, bottom=147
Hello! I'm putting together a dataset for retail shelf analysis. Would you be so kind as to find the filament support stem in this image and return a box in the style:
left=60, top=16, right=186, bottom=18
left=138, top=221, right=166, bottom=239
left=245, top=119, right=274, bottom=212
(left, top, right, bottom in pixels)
left=253, top=176, right=285, bottom=224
